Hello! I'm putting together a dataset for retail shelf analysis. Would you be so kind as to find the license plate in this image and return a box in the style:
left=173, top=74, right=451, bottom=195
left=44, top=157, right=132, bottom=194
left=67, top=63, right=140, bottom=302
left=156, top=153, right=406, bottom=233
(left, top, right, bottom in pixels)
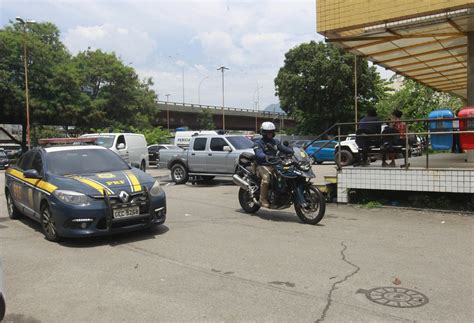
left=113, top=206, right=140, bottom=219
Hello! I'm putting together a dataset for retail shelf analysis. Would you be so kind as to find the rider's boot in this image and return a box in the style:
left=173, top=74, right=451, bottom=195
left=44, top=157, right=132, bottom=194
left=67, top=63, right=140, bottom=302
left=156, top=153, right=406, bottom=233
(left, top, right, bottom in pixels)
left=259, top=184, right=270, bottom=208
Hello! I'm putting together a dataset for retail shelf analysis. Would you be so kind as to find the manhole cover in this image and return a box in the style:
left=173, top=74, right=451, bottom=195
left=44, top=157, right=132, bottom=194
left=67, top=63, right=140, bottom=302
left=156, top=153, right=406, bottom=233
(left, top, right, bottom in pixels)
left=357, top=287, right=429, bottom=308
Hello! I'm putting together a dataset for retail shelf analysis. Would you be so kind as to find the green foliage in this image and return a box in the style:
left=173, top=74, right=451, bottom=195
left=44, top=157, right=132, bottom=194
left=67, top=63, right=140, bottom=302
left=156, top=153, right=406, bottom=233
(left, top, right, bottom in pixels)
left=196, top=109, right=215, bottom=130
left=0, top=21, right=161, bottom=147
left=275, top=41, right=387, bottom=135
left=141, top=127, right=172, bottom=145
left=376, top=77, right=464, bottom=131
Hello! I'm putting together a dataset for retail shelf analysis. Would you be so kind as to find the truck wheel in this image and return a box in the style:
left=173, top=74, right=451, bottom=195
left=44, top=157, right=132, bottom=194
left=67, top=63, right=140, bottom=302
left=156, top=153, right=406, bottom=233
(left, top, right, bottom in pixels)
left=335, top=150, right=353, bottom=167
left=171, top=164, right=188, bottom=184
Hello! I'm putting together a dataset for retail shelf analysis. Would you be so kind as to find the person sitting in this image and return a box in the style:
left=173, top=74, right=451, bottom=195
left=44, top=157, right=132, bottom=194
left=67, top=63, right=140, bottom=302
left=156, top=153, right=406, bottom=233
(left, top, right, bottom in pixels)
left=356, top=109, right=381, bottom=166
left=254, top=122, right=293, bottom=208
left=381, top=110, right=406, bottom=167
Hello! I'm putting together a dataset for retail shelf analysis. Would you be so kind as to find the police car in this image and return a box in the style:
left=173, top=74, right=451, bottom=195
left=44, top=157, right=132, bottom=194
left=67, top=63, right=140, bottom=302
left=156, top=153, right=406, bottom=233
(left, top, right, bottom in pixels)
left=4, top=145, right=166, bottom=242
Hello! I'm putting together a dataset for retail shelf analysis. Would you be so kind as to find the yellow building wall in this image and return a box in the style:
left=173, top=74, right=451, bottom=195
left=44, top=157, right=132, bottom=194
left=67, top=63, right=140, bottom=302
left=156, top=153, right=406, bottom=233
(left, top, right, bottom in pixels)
left=317, top=0, right=474, bottom=32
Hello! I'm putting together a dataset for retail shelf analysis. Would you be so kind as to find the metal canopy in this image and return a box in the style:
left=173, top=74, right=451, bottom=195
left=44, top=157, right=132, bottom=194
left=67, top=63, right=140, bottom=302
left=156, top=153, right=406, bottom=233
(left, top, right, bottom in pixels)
left=322, top=8, right=474, bottom=99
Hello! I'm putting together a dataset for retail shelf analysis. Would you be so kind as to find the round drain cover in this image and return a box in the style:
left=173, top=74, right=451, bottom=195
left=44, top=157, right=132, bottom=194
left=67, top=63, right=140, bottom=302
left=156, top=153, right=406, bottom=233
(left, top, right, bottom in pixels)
left=359, top=287, right=429, bottom=308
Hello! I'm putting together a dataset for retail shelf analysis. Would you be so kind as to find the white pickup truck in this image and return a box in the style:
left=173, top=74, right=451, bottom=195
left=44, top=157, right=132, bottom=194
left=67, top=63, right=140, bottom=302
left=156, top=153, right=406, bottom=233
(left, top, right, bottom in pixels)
left=159, top=134, right=255, bottom=184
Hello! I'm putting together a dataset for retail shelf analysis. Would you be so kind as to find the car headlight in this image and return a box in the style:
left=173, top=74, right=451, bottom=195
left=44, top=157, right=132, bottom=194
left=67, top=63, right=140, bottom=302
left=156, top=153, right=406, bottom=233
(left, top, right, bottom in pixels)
left=299, top=163, right=311, bottom=171
left=149, top=180, right=162, bottom=196
left=54, top=190, right=92, bottom=206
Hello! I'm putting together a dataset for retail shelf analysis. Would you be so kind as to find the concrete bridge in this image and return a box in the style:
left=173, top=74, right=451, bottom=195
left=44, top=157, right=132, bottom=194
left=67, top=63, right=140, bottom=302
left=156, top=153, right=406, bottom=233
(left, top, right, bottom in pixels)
left=155, top=101, right=295, bottom=131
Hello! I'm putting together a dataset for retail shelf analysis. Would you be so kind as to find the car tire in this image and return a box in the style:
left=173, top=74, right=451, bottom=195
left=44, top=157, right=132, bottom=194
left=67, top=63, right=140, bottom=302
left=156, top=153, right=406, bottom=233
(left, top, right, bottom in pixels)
left=335, top=150, right=353, bottom=167
left=140, top=160, right=146, bottom=172
left=171, top=164, right=189, bottom=184
left=6, top=190, right=21, bottom=220
left=40, top=203, right=62, bottom=242
left=316, top=161, right=323, bottom=165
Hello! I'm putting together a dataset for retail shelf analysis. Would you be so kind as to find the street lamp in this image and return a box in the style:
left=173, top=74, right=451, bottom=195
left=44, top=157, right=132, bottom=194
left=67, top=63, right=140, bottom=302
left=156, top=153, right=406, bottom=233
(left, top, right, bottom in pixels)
left=165, top=94, right=171, bottom=130
left=253, top=83, right=263, bottom=132
left=217, top=66, right=229, bottom=131
left=198, top=76, right=209, bottom=105
left=16, top=16, right=36, bottom=150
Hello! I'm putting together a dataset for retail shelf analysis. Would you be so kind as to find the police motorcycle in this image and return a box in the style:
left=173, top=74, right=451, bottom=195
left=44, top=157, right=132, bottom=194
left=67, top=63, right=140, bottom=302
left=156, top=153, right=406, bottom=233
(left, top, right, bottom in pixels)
left=232, top=145, right=326, bottom=225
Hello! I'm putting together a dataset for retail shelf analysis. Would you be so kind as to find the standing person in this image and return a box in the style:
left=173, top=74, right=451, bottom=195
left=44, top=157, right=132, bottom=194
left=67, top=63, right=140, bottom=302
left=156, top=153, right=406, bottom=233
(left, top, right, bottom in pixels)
left=381, top=110, right=406, bottom=167
left=254, top=122, right=293, bottom=207
left=356, top=109, right=381, bottom=166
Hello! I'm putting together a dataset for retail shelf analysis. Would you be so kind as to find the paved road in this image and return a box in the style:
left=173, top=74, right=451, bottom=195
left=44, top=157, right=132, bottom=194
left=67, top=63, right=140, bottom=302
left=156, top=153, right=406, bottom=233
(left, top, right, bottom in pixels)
left=0, top=167, right=472, bottom=322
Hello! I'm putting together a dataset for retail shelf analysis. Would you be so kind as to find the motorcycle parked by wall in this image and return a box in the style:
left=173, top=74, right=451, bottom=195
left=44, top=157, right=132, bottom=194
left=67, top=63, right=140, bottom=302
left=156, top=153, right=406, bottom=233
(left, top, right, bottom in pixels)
left=233, top=147, right=325, bottom=225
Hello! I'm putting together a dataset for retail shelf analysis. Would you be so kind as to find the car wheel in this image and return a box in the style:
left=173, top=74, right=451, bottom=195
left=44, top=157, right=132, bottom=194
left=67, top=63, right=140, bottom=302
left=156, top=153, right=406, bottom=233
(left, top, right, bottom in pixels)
left=40, top=204, right=61, bottom=242
left=171, top=164, right=189, bottom=184
left=335, top=150, right=353, bottom=167
left=6, top=190, right=21, bottom=219
left=140, top=160, right=146, bottom=172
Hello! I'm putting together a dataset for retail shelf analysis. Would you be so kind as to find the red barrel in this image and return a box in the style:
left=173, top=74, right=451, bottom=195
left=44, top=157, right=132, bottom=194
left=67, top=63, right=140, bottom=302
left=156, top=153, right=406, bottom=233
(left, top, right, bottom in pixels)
left=459, top=106, right=474, bottom=150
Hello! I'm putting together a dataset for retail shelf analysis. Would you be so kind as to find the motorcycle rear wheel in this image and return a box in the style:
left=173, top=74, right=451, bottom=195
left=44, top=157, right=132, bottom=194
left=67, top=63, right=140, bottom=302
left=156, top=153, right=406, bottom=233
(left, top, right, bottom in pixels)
left=295, top=185, right=326, bottom=225
left=238, top=188, right=261, bottom=213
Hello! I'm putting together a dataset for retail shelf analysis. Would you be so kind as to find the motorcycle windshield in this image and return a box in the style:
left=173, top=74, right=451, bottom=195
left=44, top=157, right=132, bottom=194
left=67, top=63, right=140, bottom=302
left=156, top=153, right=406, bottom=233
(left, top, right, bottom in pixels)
left=292, top=147, right=310, bottom=162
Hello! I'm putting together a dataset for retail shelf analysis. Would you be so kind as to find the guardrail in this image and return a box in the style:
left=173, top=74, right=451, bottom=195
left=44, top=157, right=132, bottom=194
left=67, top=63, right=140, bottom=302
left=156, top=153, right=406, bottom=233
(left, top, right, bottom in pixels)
left=157, top=101, right=289, bottom=117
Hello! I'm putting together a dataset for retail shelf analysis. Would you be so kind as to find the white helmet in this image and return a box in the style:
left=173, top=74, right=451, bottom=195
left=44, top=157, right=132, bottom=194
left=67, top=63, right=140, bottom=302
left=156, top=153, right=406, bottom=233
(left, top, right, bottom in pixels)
left=261, top=122, right=276, bottom=138
left=261, top=122, right=276, bottom=131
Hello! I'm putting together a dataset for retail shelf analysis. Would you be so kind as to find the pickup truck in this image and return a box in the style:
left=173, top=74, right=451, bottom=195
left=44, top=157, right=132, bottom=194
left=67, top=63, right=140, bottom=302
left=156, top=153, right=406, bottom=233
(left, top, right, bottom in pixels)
left=159, top=135, right=255, bottom=184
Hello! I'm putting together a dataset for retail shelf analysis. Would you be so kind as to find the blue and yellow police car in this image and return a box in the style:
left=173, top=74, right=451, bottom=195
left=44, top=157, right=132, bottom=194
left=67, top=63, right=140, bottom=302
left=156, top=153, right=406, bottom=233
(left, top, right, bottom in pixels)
left=4, top=145, right=166, bottom=242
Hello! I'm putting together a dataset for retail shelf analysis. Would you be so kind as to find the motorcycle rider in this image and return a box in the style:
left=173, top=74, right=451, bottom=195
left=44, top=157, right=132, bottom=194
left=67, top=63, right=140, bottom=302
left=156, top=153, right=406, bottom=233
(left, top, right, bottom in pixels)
left=254, top=122, right=293, bottom=208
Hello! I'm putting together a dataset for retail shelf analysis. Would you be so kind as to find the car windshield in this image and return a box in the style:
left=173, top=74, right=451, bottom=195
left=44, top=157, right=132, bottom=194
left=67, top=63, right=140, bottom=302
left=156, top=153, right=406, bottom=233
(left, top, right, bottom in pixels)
left=46, top=149, right=129, bottom=175
left=94, top=136, right=115, bottom=148
left=227, top=136, right=255, bottom=150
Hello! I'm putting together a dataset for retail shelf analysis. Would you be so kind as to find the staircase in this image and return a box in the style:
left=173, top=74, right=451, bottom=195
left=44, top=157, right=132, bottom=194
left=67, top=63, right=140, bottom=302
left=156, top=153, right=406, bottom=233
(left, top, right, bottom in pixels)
left=316, top=175, right=338, bottom=202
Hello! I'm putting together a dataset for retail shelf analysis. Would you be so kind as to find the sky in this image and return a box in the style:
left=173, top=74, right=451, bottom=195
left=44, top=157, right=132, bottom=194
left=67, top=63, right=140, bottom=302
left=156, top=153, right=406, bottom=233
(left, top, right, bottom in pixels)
left=1, top=0, right=393, bottom=110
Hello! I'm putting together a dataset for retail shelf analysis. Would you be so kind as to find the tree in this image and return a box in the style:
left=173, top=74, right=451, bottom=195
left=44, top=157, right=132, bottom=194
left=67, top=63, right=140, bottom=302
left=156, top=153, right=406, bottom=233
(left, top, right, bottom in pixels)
left=196, top=109, right=215, bottom=130
left=376, top=77, right=464, bottom=131
left=274, top=41, right=386, bottom=135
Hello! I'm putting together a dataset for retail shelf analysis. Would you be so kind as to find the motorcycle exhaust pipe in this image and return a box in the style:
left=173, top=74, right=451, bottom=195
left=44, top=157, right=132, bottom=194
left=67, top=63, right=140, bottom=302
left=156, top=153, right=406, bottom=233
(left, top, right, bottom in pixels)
left=232, top=174, right=250, bottom=190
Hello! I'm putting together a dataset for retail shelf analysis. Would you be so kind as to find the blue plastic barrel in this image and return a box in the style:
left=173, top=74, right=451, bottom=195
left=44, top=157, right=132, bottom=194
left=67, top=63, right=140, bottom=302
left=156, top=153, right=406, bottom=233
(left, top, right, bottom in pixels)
left=429, top=109, right=454, bottom=150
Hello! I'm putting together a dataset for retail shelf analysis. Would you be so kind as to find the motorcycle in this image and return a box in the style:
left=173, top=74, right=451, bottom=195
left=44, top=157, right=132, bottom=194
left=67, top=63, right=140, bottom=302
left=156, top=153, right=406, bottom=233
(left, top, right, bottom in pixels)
left=233, top=146, right=326, bottom=225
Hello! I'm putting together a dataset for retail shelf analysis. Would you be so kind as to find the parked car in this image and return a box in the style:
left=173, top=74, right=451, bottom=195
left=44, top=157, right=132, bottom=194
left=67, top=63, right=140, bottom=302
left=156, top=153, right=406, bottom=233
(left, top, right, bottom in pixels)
left=291, top=140, right=311, bottom=148
left=304, top=140, right=337, bottom=164
left=0, top=149, right=9, bottom=169
left=148, top=144, right=181, bottom=166
left=0, top=259, right=4, bottom=321
left=4, top=145, right=166, bottom=242
left=159, top=135, right=255, bottom=184
left=0, top=143, right=22, bottom=161
left=81, top=133, right=149, bottom=171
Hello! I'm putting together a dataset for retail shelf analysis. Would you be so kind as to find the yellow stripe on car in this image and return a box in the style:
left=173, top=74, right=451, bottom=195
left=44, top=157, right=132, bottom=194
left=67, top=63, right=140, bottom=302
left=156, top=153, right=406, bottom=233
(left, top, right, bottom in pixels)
left=6, top=168, right=58, bottom=193
left=72, top=176, right=114, bottom=195
left=124, top=170, right=142, bottom=192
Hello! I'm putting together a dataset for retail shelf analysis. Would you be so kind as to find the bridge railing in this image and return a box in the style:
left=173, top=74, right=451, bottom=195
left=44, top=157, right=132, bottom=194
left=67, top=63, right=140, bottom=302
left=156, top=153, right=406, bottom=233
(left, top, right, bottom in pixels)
left=157, top=101, right=289, bottom=117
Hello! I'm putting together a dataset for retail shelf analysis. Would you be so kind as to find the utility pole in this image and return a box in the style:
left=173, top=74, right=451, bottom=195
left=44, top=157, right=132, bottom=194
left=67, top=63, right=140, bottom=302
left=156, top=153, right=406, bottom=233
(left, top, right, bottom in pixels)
left=217, top=66, right=229, bottom=131
left=16, top=16, right=35, bottom=150
left=354, top=54, right=358, bottom=132
left=165, top=94, right=171, bottom=130
left=182, top=67, right=185, bottom=105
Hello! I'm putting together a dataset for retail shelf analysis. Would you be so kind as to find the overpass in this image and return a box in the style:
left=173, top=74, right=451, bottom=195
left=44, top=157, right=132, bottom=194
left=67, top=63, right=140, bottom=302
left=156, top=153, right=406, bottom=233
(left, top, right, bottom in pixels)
left=155, top=101, right=296, bottom=131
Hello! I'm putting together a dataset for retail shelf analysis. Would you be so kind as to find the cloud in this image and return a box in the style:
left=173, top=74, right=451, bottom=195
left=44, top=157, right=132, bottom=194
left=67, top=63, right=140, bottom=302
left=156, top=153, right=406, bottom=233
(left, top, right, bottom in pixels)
left=63, top=23, right=157, bottom=66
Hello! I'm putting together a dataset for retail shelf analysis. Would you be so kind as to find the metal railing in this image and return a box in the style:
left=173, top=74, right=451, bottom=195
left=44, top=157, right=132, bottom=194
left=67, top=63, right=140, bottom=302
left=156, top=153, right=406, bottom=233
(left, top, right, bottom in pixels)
left=157, top=101, right=289, bottom=118
left=304, top=116, right=474, bottom=171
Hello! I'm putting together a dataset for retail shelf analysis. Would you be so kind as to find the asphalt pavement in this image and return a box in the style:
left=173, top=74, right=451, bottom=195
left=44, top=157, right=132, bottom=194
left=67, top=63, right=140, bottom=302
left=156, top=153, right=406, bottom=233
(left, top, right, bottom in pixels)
left=0, top=166, right=472, bottom=322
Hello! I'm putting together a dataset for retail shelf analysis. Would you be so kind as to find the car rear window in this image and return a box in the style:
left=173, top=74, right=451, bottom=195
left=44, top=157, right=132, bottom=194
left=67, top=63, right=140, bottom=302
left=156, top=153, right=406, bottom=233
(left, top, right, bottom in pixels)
left=193, top=138, right=207, bottom=151
left=46, top=149, right=129, bottom=175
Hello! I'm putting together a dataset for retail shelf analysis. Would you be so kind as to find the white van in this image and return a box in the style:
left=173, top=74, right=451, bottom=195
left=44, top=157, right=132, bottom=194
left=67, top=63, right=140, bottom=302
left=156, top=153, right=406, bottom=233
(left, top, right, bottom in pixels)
left=174, top=130, right=218, bottom=148
left=81, top=133, right=149, bottom=171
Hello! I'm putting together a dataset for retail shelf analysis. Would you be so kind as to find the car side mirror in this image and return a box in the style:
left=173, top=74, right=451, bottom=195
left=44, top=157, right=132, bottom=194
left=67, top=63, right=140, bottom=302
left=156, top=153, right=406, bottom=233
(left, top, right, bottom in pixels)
left=24, top=169, right=42, bottom=179
left=223, top=146, right=232, bottom=152
left=116, top=143, right=126, bottom=150
left=131, top=162, right=140, bottom=169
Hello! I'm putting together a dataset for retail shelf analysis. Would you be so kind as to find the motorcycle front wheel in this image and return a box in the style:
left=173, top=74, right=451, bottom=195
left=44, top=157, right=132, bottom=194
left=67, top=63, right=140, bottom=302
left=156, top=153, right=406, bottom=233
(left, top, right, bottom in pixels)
left=295, top=185, right=326, bottom=225
left=238, top=188, right=261, bottom=213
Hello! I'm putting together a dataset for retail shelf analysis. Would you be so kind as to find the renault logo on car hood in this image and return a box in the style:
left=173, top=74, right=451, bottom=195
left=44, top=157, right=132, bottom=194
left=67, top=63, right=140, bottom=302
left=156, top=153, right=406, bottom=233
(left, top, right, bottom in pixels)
left=119, top=191, right=130, bottom=203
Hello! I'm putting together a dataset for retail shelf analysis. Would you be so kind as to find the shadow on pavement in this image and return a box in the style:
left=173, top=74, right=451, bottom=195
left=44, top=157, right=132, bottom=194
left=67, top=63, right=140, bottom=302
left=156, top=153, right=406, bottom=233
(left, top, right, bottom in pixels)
left=58, top=225, right=169, bottom=248
left=236, top=209, right=325, bottom=226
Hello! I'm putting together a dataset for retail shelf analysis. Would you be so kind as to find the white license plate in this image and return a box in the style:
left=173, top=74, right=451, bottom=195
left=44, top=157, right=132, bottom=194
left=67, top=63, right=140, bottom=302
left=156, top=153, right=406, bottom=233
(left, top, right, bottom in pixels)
left=113, top=206, right=140, bottom=219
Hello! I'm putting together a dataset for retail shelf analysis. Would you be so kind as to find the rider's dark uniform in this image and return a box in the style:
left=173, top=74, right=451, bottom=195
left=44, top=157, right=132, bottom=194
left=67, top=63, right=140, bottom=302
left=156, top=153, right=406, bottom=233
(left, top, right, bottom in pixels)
left=254, top=137, right=293, bottom=206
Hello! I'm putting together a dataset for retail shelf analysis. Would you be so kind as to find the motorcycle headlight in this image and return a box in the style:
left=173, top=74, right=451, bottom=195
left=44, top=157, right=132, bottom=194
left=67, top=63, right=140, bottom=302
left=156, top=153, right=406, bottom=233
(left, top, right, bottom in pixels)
left=299, top=163, right=311, bottom=171
left=54, top=190, right=92, bottom=206
left=149, top=180, right=162, bottom=196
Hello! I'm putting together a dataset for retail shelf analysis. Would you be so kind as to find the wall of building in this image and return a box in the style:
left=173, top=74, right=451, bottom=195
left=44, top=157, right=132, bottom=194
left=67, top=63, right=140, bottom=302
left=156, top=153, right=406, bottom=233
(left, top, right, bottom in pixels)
left=317, top=0, right=474, bottom=32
